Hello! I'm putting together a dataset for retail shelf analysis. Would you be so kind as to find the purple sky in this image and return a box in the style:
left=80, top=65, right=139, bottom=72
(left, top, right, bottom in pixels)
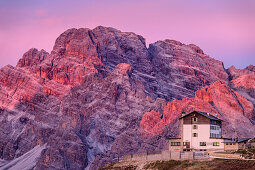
left=0, top=0, right=254, bottom=68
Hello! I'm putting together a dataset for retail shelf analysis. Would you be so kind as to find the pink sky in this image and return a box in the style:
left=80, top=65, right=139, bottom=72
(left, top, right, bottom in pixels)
left=0, top=0, right=254, bottom=68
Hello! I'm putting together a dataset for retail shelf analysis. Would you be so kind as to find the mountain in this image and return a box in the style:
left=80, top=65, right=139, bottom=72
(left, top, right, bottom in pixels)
left=0, top=26, right=254, bottom=169
left=141, top=80, right=255, bottom=137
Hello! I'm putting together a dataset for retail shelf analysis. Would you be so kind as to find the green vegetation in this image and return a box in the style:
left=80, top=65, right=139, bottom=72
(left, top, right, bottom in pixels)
left=234, top=149, right=255, bottom=159
left=99, top=162, right=138, bottom=170
left=101, top=159, right=255, bottom=170
left=144, top=159, right=255, bottom=170
left=143, top=160, right=188, bottom=170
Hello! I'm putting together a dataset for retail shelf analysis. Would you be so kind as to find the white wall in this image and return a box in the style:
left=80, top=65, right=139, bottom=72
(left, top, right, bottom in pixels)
left=183, top=124, right=224, bottom=150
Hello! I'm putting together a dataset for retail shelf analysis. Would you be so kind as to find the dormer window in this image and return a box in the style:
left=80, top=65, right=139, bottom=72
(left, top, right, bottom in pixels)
left=192, top=117, right=198, bottom=122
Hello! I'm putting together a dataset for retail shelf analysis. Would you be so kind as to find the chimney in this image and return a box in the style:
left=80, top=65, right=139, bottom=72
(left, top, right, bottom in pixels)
left=235, top=137, right=238, bottom=142
left=207, top=113, right=210, bottom=116
left=181, top=112, right=186, bottom=117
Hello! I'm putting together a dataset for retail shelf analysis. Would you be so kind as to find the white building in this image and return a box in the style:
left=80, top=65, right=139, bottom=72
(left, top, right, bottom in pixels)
left=169, top=111, right=224, bottom=151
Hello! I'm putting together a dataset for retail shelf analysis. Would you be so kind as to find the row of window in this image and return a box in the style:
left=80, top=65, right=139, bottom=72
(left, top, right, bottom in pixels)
left=210, top=125, right=220, bottom=130
left=213, top=142, right=220, bottom=146
left=190, top=124, right=221, bottom=130
left=226, top=143, right=236, bottom=145
left=200, top=142, right=220, bottom=146
left=200, top=142, right=206, bottom=146
left=191, top=117, right=221, bottom=124
left=210, top=133, right=221, bottom=138
left=171, top=142, right=181, bottom=146
left=183, top=142, right=188, bottom=146
left=192, top=133, right=221, bottom=138
left=172, top=142, right=190, bottom=146
left=210, top=120, right=220, bottom=125
left=171, top=142, right=220, bottom=146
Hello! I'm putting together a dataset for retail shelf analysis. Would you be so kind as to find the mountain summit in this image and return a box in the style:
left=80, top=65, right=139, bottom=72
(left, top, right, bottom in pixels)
left=0, top=26, right=254, bottom=169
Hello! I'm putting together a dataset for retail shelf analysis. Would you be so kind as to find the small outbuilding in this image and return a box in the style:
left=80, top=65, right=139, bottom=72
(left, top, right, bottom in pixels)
left=223, top=138, right=250, bottom=152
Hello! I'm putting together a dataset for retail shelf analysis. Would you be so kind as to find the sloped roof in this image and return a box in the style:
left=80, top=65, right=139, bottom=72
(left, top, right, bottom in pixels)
left=179, top=111, right=222, bottom=121
left=223, top=138, right=250, bottom=143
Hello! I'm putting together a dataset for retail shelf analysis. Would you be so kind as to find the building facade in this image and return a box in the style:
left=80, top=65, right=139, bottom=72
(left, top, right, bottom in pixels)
left=223, top=138, right=250, bottom=152
left=169, top=111, right=224, bottom=151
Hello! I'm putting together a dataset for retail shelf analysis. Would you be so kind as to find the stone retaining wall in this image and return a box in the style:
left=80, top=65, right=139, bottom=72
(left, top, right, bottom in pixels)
left=209, top=152, right=242, bottom=159
left=122, top=151, right=244, bottom=162
left=123, top=150, right=197, bottom=161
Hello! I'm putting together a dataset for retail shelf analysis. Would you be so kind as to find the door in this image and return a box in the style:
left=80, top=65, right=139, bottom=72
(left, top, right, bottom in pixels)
left=183, top=142, right=191, bottom=151
left=186, top=142, right=190, bottom=149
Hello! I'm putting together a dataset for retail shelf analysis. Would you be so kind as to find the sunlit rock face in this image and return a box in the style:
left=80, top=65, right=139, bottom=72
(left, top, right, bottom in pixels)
left=141, top=81, right=255, bottom=137
left=227, top=65, right=255, bottom=80
left=0, top=26, right=254, bottom=169
left=226, top=65, right=255, bottom=120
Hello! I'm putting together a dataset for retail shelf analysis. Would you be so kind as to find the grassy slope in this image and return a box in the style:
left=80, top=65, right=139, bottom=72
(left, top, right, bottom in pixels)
left=234, top=149, right=255, bottom=159
left=100, top=159, right=255, bottom=170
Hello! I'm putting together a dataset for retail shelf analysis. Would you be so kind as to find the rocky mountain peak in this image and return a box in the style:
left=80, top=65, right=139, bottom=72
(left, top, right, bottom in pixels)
left=187, top=44, right=204, bottom=54
left=0, top=26, right=254, bottom=169
left=227, top=65, right=255, bottom=80
left=17, top=48, right=49, bottom=68
left=164, top=39, right=183, bottom=46
left=246, top=64, right=255, bottom=72
left=147, top=39, right=228, bottom=100
left=51, top=28, right=97, bottom=59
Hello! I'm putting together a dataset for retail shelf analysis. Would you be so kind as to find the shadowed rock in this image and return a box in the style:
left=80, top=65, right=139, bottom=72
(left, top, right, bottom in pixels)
left=0, top=26, right=254, bottom=169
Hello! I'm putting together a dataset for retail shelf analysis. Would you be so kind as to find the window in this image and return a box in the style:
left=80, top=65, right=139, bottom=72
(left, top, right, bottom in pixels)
left=211, top=125, right=220, bottom=131
left=193, top=133, right=198, bottom=137
left=226, top=143, right=229, bottom=145
left=183, top=142, right=188, bottom=146
left=210, top=120, right=219, bottom=125
left=213, top=142, right=219, bottom=146
left=193, top=125, right=197, bottom=129
left=192, top=117, right=198, bottom=122
left=171, top=142, right=180, bottom=146
left=200, top=142, right=206, bottom=146
left=210, top=133, right=218, bottom=138
left=210, top=126, right=216, bottom=130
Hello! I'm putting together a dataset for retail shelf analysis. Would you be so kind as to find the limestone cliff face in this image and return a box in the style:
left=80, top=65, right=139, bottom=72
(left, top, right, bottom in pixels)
left=0, top=26, right=254, bottom=169
left=148, top=40, right=229, bottom=100
left=141, top=81, right=255, bottom=137
left=227, top=65, right=255, bottom=80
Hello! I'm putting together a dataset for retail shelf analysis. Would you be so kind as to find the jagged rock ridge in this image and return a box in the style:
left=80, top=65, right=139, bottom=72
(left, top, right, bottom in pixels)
left=0, top=26, right=254, bottom=169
